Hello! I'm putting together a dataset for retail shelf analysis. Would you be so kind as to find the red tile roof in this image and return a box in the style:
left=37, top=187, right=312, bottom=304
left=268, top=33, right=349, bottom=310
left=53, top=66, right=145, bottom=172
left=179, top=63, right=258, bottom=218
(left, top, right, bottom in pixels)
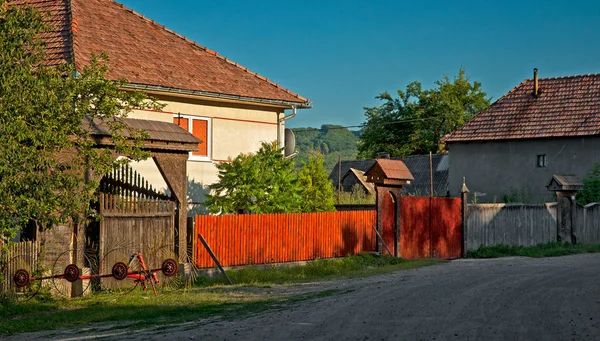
left=11, top=0, right=310, bottom=106
left=446, top=74, right=600, bottom=142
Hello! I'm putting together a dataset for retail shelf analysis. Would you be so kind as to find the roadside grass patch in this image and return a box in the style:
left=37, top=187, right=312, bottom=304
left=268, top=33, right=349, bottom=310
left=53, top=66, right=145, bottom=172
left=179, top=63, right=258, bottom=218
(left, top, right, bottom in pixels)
left=195, top=253, right=446, bottom=286
left=0, top=288, right=291, bottom=335
left=467, top=242, right=600, bottom=258
left=0, top=253, right=443, bottom=336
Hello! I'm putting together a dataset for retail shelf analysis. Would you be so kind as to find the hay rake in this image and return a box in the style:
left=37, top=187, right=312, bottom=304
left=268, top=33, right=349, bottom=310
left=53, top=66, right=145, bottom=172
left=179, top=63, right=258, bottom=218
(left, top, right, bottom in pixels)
left=11, top=252, right=178, bottom=299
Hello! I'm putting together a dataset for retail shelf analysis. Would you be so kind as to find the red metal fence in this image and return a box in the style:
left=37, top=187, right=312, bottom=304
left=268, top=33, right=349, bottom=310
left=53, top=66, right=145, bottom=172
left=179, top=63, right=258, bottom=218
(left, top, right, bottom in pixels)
left=194, top=211, right=377, bottom=268
left=400, top=197, right=462, bottom=259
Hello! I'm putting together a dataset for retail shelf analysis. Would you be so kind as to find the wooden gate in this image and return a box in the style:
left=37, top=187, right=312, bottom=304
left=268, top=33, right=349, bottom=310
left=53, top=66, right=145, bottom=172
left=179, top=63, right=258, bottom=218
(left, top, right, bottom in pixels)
left=97, top=164, right=176, bottom=288
left=381, top=193, right=396, bottom=255
left=399, top=196, right=462, bottom=259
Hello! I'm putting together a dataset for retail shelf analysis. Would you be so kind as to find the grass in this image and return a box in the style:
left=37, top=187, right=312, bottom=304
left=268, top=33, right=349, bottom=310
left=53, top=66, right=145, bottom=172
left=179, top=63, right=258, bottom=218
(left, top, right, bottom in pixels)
left=467, top=242, right=600, bottom=258
left=195, top=253, right=446, bottom=286
left=0, top=253, right=444, bottom=336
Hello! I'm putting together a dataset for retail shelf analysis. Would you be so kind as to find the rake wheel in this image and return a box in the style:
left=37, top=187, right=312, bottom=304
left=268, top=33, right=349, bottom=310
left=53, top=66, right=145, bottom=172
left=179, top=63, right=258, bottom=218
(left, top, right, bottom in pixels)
left=111, top=262, right=128, bottom=281
left=63, top=264, right=80, bottom=283
left=3, top=255, right=43, bottom=302
left=51, top=249, right=92, bottom=298
left=13, top=269, right=30, bottom=288
left=161, top=259, right=178, bottom=277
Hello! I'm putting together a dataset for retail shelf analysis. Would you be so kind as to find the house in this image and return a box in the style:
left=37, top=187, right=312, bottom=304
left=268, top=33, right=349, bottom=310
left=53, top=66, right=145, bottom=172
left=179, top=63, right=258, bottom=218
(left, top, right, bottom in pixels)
left=446, top=69, right=600, bottom=202
left=340, top=168, right=375, bottom=195
left=23, top=0, right=311, bottom=208
left=329, top=154, right=449, bottom=196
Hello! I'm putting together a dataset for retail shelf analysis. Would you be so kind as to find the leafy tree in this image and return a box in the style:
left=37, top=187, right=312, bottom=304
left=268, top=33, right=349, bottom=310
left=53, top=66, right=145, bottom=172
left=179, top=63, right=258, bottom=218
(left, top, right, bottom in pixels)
left=0, top=2, right=160, bottom=240
left=358, top=68, right=490, bottom=158
left=298, top=155, right=336, bottom=212
left=577, top=164, right=600, bottom=205
left=205, top=142, right=339, bottom=214
left=205, top=142, right=302, bottom=214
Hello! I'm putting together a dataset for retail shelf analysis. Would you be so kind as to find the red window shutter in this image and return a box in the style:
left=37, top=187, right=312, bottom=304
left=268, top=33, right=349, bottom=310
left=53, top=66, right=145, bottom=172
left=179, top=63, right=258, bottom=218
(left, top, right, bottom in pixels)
left=192, top=119, right=208, bottom=157
left=173, top=117, right=188, bottom=130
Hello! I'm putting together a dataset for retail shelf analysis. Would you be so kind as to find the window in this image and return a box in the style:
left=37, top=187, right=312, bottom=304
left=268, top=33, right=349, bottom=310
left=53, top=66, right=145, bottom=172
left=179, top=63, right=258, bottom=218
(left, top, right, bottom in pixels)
left=173, top=115, right=211, bottom=161
left=536, top=154, right=547, bottom=168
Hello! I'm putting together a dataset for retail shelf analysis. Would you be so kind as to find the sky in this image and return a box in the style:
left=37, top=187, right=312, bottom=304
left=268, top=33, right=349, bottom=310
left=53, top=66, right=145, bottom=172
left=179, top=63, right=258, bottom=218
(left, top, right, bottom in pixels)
left=119, top=0, right=600, bottom=129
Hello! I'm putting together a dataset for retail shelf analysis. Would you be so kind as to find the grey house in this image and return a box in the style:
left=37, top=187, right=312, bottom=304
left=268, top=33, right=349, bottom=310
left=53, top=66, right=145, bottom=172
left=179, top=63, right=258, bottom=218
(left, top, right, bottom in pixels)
left=329, top=154, right=449, bottom=196
left=446, top=70, right=600, bottom=202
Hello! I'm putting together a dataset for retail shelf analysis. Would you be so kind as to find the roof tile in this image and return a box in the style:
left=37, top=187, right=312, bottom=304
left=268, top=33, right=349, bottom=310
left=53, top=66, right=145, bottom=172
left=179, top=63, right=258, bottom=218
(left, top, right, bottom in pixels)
left=447, top=74, right=600, bottom=142
left=11, top=0, right=309, bottom=105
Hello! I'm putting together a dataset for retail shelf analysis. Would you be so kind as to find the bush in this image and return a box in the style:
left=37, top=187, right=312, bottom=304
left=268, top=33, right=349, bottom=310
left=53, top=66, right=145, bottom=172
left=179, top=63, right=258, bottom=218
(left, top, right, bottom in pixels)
left=577, top=163, right=600, bottom=205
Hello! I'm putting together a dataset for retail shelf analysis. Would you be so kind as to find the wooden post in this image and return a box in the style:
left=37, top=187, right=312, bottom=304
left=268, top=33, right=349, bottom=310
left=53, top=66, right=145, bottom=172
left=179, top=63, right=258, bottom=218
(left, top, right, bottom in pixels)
left=371, top=225, right=393, bottom=255
left=337, top=156, right=342, bottom=204
left=429, top=151, right=433, bottom=197
left=570, top=194, right=578, bottom=244
left=460, top=177, right=469, bottom=257
left=197, top=233, right=233, bottom=285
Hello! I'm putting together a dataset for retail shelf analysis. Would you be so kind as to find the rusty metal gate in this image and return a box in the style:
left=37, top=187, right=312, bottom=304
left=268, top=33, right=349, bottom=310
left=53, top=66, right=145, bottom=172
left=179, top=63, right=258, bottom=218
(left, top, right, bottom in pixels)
left=380, top=196, right=462, bottom=259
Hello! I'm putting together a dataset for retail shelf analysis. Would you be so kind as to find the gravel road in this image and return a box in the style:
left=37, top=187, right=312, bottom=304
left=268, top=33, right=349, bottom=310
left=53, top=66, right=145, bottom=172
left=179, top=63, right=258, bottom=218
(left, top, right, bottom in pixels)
left=8, top=254, right=600, bottom=340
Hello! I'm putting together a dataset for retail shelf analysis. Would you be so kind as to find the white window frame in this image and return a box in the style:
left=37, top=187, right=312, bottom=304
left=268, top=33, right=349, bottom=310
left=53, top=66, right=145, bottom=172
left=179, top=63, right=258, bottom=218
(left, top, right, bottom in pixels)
left=174, top=114, right=212, bottom=162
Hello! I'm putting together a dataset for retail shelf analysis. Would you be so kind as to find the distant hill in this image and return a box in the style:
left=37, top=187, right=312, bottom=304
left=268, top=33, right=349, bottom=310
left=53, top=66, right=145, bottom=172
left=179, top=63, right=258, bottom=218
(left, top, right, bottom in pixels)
left=292, top=125, right=360, bottom=171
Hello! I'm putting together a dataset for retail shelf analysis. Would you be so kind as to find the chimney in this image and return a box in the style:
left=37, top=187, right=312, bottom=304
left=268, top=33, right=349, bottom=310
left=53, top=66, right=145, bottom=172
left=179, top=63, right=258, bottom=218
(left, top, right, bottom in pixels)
left=376, top=152, right=390, bottom=159
left=533, top=68, right=539, bottom=97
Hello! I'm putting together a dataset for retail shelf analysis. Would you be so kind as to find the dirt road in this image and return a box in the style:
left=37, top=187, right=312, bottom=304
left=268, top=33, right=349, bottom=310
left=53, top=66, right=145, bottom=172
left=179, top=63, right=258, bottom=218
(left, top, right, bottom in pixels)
left=9, top=254, right=600, bottom=340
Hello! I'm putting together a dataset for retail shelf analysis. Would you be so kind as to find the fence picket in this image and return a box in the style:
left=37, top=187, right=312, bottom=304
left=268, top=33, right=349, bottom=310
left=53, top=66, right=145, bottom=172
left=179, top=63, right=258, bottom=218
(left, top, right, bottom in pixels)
left=192, top=211, right=375, bottom=268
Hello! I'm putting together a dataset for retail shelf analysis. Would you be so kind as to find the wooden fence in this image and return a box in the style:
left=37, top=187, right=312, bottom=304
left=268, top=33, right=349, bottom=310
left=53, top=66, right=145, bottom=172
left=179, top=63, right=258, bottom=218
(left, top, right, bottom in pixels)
left=1, top=240, right=41, bottom=292
left=576, top=203, right=600, bottom=244
left=465, top=203, right=557, bottom=250
left=194, top=211, right=376, bottom=268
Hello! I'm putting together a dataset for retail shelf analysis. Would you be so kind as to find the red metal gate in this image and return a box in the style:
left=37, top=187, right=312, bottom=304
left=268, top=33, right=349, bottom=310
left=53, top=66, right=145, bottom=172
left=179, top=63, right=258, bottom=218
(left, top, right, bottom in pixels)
left=400, top=197, right=462, bottom=259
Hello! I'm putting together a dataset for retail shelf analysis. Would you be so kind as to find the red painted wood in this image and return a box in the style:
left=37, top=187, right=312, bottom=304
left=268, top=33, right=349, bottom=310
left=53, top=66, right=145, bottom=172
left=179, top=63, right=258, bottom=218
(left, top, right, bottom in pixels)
left=193, top=211, right=376, bottom=267
left=194, top=211, right=376, bottom=268
left=381, top=193, right=395, bottom=255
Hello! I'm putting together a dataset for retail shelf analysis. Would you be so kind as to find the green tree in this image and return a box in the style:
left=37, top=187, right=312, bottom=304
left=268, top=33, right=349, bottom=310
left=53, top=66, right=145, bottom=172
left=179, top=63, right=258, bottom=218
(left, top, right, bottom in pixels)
left=298, top=155, right=336, bottom=212
left=293, top=124, right=359, bottom=171
left=0, top=2, right=160, bottom=240
left=577, top=164, right=600, bottom=205
left=205, top=142, right=302, bottom=214
left=358, top=68, right=490, bottom=158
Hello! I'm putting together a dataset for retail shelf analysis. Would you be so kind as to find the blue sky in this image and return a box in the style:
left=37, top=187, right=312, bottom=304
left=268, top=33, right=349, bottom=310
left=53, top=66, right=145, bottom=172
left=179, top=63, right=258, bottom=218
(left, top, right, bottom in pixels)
left=120, top=0, right=600, bottom=128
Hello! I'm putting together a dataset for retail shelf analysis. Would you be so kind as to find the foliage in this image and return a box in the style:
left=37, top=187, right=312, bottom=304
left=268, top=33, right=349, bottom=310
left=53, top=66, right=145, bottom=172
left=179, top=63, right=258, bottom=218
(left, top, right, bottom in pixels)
left=206, top=143, right=339, bottom=214
left=0, top=2, right=161, bottom=240
left=501, top=186, right=533, bottom=203
left=358, top=68, right=490, bottom=158
left=338, top=184, right=375, bottom=205
left=297, top=155, right=336, bottom=212
left=577, top=163, right=600, bottom=205
left=205, top=142, right=302, bottom=214
left=293, top=125, right=359, bottom=171
left=467, top=242, right=600, bottom=259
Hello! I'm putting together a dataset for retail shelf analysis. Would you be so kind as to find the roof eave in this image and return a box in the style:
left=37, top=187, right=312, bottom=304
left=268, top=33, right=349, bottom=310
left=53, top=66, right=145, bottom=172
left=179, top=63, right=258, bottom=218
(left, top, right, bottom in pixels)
left=121, top=83, right=312, bottom=109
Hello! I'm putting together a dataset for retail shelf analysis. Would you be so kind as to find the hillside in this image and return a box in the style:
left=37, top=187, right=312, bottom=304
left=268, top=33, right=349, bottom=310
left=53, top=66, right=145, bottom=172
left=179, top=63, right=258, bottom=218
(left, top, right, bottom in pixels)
left=292, top=125, right=360, bottom=171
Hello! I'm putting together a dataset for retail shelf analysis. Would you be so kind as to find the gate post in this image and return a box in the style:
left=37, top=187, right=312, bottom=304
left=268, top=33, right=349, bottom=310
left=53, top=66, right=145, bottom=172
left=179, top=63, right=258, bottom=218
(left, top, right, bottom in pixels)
left=365, top=159, right=414, bottom=257
left=461, top=178, right=469, bottom=257
left=546, top=175, right=583, bottom=244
